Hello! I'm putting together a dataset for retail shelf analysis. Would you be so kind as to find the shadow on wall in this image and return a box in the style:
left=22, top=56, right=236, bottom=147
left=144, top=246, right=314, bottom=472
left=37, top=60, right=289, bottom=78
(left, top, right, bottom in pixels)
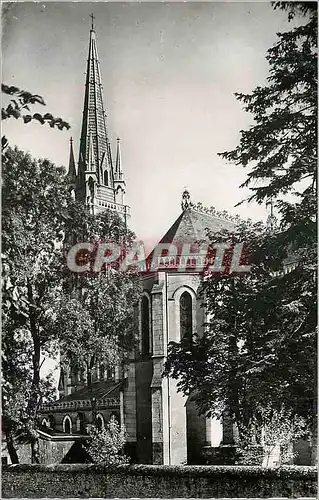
left=61, top=441, right=90, bottom=463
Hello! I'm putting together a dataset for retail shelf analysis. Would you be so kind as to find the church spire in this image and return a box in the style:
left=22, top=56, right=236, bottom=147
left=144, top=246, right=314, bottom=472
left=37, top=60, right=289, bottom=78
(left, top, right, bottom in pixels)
left=73, top=17, right=130, bottom=218
left=78, top=15, right=111, bottom=183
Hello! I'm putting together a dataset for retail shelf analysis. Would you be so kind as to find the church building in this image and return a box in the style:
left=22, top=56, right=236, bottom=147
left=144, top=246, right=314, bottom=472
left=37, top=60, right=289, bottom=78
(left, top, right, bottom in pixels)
left=38, top=20, right=314, bottom=467
left=39, top=20, right=238, bottom=465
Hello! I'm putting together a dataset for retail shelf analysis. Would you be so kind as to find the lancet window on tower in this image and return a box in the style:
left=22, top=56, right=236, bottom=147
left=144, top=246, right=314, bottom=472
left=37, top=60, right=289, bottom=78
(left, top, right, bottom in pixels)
left=88, top=177, right=95, bottom=198
left=104, top=170, right=108, bottom=186
left=180, top=291, right=193, bottom=345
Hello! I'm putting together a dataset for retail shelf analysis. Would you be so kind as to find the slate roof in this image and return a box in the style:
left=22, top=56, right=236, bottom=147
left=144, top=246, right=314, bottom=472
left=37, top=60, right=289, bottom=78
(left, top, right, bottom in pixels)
left=159, top=208, right=235, bottom=245
left=60, top=380, right=122, bottom=402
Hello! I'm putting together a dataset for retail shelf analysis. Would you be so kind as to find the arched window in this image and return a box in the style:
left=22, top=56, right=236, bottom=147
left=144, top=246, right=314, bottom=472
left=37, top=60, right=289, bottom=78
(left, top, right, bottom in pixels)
left=69, top=188, right=75, bottom=200
left=41, top=418, right=48, bottom=428
left=63, top=415, right=72, bottom=434
left=180, top=291, right=193, bottom=345
left=141, top=295, right=151, bottom=357
left=104, top=170, right=108, bottom=186
left=96, top=414, right=104, bottom=430
left=100, top=364, right=105, bottom=380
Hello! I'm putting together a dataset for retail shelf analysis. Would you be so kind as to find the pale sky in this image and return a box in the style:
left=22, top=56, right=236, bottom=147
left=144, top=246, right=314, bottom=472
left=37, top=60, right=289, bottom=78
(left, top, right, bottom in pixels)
left=2, top=1, right=296, bottom=245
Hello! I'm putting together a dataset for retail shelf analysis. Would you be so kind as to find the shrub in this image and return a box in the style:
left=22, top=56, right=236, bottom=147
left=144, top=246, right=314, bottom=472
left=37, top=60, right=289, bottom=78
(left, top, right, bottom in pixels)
left=84, top=415, right=129, bottom=465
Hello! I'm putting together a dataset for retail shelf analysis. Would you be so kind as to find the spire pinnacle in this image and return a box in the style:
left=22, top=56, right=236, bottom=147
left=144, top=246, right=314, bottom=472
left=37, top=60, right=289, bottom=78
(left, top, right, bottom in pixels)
left=266, top=197, right=277, bottom=232
left=115, top=137, right=122, bottom=173
left=68, top=137, right=76, bottom=179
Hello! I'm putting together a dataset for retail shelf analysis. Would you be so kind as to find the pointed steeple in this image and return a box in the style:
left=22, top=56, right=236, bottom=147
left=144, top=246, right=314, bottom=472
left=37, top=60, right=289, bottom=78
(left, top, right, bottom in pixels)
left=68, top=137, right=76, bottom=179
left=73, top=17, right=130, bottom=219
left=78, top=16, right=111, bottom=182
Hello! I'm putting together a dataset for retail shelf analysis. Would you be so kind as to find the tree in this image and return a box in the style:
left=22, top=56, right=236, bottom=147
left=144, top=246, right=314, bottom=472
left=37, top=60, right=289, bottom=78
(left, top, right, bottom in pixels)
left=165, top=3, right=317, bottom=457
left=165, top=218, right=316, bottom=452
left=49, top=208, right=141, bottom=416
left=2, top=146, right=74, bottom=462
left=2, top=146, right=141, bottom=463
left=219, top=2, right=317, bottom=250
left=85, top=415, right=129, bottom=465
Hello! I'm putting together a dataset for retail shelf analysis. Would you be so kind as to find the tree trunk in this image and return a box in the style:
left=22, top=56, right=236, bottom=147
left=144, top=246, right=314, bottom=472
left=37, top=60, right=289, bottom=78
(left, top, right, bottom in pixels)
left=5, top=429, right=19, bottom=464
left=26, top=278, right=41, bottom=463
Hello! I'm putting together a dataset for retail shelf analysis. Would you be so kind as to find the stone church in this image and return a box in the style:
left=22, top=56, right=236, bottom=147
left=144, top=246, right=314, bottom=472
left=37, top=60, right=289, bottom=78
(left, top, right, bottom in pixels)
left=38, top=20, right=238, bottom=465
left=38, top=21, right=314, bottom=467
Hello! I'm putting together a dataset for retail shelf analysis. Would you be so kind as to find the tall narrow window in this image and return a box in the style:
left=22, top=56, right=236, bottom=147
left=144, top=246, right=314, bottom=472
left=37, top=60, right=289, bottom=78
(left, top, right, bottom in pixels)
left=104, top=170, right=108, bottom=186
left=88, top=177, right=94, bottom=198
left=96, top=414, right=104, bottom=430
left=63, top=416, right=72, bottom=434
left=180, top=292, right=193, bottom=345
left=141, top=296, right=150, bottom=357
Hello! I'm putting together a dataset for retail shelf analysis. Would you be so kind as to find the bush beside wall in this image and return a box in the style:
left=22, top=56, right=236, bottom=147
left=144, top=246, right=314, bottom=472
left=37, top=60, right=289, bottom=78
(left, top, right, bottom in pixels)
left=2, top=464, right=317, bottom=498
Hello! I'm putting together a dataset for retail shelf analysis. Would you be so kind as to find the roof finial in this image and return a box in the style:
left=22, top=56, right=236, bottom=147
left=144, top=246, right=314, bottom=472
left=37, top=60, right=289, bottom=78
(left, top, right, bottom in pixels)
left=90, top=12, right=95, bottom=31
left=181, top=188, right=192, bottom=211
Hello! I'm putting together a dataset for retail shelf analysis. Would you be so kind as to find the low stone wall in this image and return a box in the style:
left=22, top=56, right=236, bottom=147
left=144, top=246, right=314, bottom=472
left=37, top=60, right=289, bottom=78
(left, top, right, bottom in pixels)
left=2, top=464, right=317, bottom=498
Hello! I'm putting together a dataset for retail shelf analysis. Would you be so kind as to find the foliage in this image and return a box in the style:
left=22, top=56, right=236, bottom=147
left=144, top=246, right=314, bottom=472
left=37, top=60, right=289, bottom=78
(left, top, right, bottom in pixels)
left=165, top=220, right=316, bottom=437
left=2, top=145, right=141, bottom=462
left=218, top=4, right=317, bottom=247
left=165, top=2, right=317, bottom=456
left=2, top=146, right=74, bottom=462
left=48, top=207, right=141, bottom=389
left=84, top=416, right=129, bottom=465
left=1, top=84, right=70, bottom=148
left=236, top=405, right=309, bottom=466
left=2, top=464, right=317, bottom=500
